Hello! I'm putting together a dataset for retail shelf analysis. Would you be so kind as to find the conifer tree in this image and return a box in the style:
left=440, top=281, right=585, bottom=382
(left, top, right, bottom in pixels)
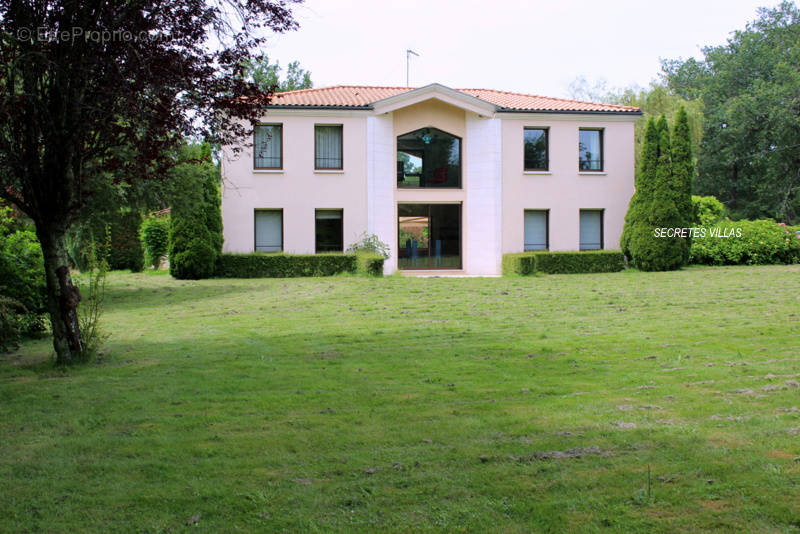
left=671, top=107, right=695, bottom=262
left=169, top=144, right=223, bottom=280
left=620, top=118, right=659, bottom=259
left=627, top=115, right=687, bottom=271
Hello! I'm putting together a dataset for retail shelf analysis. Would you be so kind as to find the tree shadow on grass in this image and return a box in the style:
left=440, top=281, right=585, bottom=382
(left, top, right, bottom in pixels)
left=100, top=279, right=261, bottom=313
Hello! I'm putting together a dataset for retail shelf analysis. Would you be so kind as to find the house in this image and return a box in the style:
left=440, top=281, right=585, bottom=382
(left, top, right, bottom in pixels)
left=221, top=83, right=641, bottom=275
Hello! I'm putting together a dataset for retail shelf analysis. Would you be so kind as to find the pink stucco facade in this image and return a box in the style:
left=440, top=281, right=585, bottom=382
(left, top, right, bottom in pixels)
left=221, top=84, right=639, bottom=275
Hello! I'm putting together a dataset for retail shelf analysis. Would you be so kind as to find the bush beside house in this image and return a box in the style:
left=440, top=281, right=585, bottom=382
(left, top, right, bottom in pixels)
left=217, top=253, right=377, bottom=278
left=356, top=253, right=385, bottom=276
left=502, top=251, right=624, bottom=275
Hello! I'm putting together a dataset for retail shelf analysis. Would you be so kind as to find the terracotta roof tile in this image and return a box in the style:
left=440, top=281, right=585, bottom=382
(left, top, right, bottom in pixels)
left=269, top=85, right=640, bottom=113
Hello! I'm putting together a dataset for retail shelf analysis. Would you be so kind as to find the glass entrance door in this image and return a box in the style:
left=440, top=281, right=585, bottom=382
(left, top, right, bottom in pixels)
left=398, top=204, right=461, bottom=269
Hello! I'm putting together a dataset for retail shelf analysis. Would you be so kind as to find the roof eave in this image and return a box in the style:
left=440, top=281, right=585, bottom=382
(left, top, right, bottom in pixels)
left=497, top=108, right=643, bottom=116
left=261, top=104, right=643, bottom=116
left=265, top=104, right=374, bottom=111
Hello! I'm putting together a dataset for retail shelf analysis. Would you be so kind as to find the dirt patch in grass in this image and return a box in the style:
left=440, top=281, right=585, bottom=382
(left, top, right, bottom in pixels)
left=699, top=499, right=730, bottom=511
left=507, top=445, right=614, bottom=462
left=765, top=450, right=795, bottom=459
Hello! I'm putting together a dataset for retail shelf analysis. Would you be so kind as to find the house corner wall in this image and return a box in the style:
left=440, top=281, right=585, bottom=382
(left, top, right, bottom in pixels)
left=367, top=114, right=396, bottom=275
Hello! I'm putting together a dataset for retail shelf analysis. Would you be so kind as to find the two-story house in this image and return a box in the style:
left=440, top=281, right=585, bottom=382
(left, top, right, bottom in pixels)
left=221, top=83, right=641, bottom=275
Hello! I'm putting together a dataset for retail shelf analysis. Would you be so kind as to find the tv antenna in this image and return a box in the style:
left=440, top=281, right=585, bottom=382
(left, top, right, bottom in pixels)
left=406, top=49, right=419, bottom=87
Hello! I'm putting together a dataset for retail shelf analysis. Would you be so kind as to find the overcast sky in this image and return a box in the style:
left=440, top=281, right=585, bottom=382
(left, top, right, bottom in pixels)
left=262, top=0, right=773, bottom=98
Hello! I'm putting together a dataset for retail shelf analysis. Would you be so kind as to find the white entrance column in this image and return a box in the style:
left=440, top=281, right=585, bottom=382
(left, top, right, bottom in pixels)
left=366, top=114, right=396, bottom=274
left=464, top=115, right=502, bottom=274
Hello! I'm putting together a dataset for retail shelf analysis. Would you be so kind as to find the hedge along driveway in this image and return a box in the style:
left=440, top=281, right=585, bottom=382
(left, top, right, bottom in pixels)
left=1, top=265, right=800, bottom=532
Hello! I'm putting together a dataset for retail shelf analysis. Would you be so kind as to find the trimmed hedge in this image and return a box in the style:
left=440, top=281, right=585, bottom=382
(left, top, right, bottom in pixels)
left=356, top=253, right=385, bottom=276
left=503, top=251, right=625, bottom=275
left=218, top=253, right=364, bottom=278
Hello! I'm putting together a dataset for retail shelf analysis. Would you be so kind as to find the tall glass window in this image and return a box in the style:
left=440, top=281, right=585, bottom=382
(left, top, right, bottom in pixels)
left=254, top=124, right=282, bottom=169
left=397, top=127, right=461, bottom=188
left=398, top=204, right=461, bottom=269
left=315, top=125, right=343, bottom=169
left=315, top=209, right=343, bottom=252
left=524, top=128, right=549, bottom=170
left=579, top=129, right=603, bottom=171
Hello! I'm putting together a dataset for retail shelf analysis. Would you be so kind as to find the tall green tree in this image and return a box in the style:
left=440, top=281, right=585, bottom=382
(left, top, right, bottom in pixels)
left=169, top=144, right=222, bottom=280
left=0, top=0, right=299, bottom=364
left=661, top=1, right=800, bottom=223
left=621, top=118, right=659, bottom=259
left=625, top=115, right=689, bottom=271
left=671, top=107, right=695, bottom=261
left=243, top=55, right=313, bottom=93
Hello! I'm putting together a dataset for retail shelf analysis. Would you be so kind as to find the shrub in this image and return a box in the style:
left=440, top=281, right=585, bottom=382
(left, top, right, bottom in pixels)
left=217, top=253, right=360, bottom=278
left=171, top=237, right=217, bottom=280
left=0, top=295, right=26, bottom=352
left=692, top=195, right=725, bottom=227
left=108, top=211, right=144, bottom=272
left=690, top=219, right=800, bottom=265
left=74, top=240, right=109, bottom=362
left=346, top=232, right=390, bottom=260
left=169, top=143, right=222, bottom=280
left=68, top=211, right=144, bottom=272
left=140, top=216, right=170, bottom=268
left=66, top=222, right=95, bottom=272
left=502, top=253, right=538, bottom=276
left=356, top=253, right=384, bottom=276
left=503, top=251, right=624, bottom=275
left=0, top=209, right=47, bottom=341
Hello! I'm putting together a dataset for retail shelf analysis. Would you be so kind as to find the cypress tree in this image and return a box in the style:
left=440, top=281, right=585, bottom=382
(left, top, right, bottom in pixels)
left=628, top=115, right=686, bottom=271
left=169, top=143, right=223, bottom=280
left=671, top=107, right=694, bottom=262
left=621, top=118, right=659, bottom=259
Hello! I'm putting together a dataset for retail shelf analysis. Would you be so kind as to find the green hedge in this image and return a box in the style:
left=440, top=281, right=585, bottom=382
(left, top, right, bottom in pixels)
left=356, top=253, right=385, bottom=276
left=503, top=251, right=625, bottom=275
left=690, top=220, right=800, bottom=265
left=217, top=253, right=366, bottom=278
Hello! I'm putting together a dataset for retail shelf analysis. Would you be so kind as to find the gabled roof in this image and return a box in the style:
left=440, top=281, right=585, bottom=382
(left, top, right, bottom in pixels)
left=268, top=84, right=641, bottom=114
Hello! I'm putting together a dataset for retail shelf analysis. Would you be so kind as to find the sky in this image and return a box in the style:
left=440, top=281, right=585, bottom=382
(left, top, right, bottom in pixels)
left=261, top=0, right=774, bottom=99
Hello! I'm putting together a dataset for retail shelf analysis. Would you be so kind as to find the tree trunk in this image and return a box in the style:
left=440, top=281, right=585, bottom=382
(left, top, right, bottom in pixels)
left=35, top=224, right=83, bottom=364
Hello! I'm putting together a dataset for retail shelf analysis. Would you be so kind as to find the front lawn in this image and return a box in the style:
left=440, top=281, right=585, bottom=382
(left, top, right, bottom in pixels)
left=1, top=266, right=799, bottom=532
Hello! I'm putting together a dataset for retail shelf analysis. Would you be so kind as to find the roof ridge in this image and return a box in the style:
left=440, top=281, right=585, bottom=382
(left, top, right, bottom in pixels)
left=276, top=84, right=414, bottom=96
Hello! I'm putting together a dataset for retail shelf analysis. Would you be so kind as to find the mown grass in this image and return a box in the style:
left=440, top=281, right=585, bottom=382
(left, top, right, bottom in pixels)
left=1, top=265, right=799, bottom=533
